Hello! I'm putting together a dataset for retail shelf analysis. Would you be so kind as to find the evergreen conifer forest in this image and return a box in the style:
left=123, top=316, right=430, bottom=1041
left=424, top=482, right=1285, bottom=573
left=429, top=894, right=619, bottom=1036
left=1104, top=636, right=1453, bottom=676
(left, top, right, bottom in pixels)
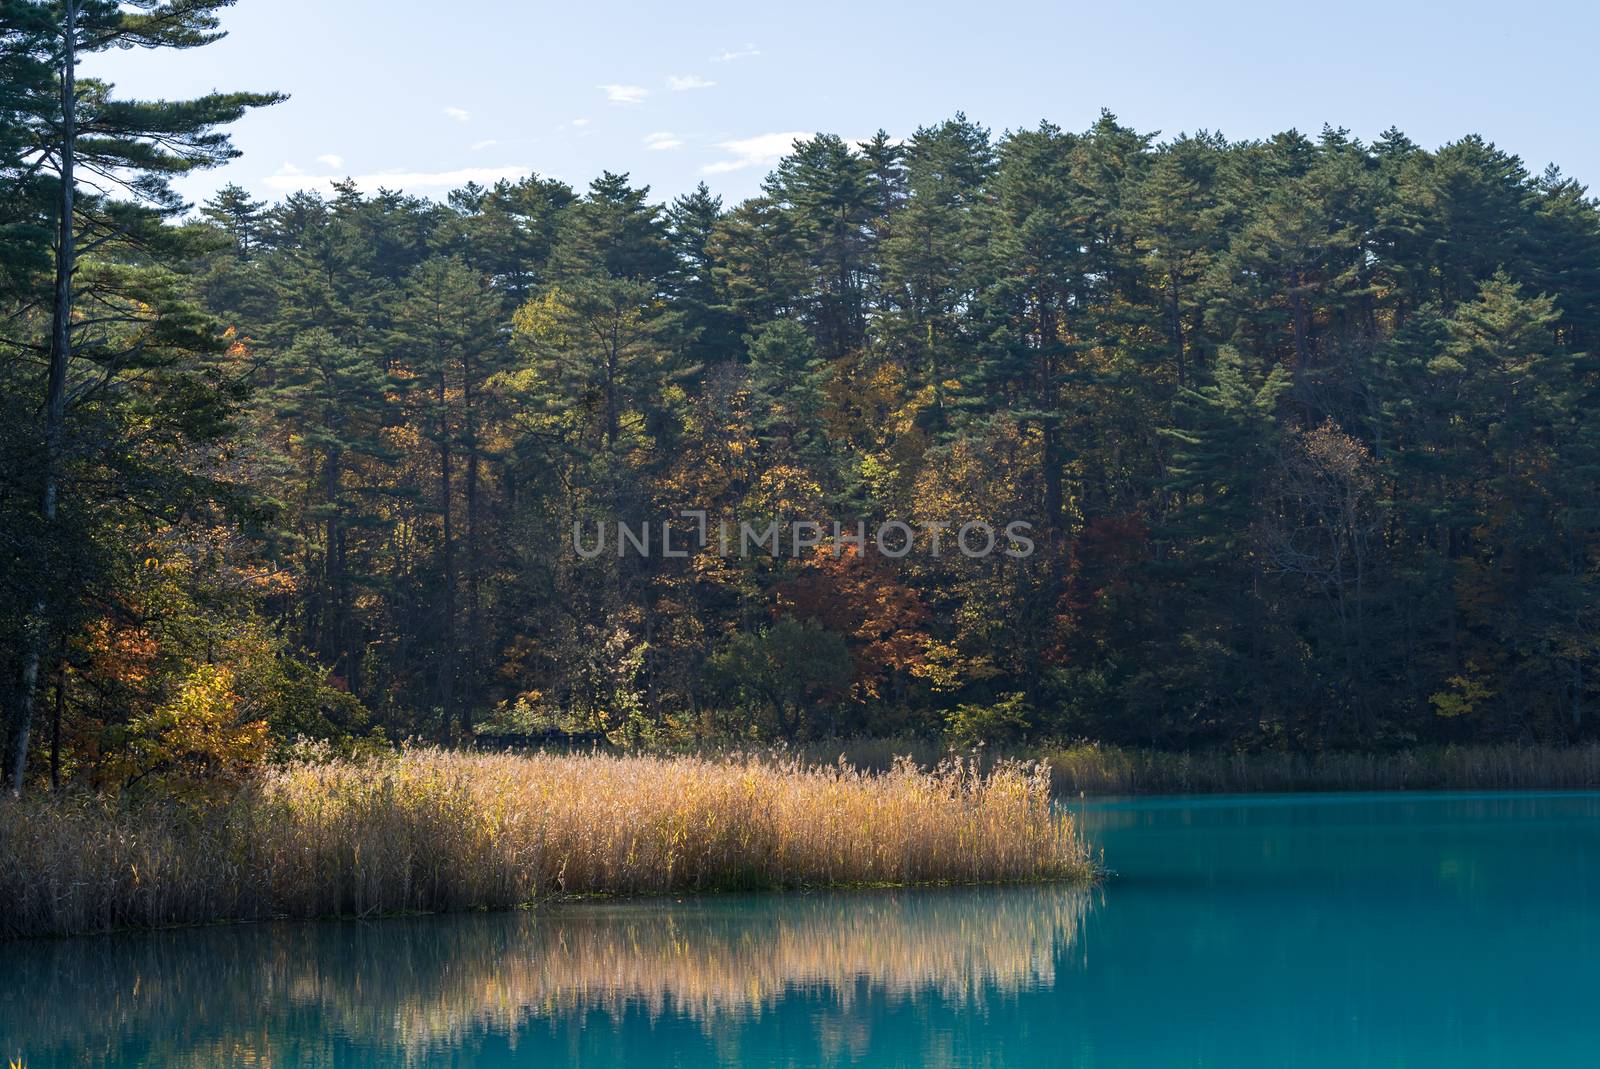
left=5, top=1, right=1600, bottom=797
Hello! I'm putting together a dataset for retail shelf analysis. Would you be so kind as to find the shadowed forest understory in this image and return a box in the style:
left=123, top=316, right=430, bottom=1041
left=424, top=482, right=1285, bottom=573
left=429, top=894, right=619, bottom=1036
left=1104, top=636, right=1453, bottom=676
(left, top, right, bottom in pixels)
left=5, top=3, right=1600, bottom=800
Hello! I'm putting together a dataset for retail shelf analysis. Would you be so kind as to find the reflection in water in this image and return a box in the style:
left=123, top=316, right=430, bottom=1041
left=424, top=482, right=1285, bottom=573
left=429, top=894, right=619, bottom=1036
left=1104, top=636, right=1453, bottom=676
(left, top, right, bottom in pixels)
left=16, top=792, right=1597, bottom=1068
left=4, top=885, right=1090, bottom=1067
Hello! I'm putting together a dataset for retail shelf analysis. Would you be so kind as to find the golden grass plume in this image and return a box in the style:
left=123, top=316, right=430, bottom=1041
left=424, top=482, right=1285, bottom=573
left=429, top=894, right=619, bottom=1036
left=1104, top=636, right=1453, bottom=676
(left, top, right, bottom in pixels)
left=0, top=748, right=1091, bottom=938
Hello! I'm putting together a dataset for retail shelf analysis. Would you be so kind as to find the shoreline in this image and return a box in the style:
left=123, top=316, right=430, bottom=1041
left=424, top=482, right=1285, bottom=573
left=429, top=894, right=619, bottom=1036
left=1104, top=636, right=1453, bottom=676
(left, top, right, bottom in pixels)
left=766, top=740, right=1600, bottom=797
left=0, top=749, right=1091, bottom=941
left=9, top=740, right=1598, bottom=941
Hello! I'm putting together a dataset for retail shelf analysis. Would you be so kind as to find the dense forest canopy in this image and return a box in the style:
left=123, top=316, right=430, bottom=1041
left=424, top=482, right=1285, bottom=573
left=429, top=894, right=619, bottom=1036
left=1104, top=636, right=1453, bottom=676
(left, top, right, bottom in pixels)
left=5, top=4, right=1600, bottom=793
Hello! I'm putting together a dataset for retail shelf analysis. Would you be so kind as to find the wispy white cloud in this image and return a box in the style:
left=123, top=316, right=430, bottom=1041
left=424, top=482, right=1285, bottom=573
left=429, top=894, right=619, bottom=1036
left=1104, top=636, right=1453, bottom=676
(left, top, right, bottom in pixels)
left=644, top=131, right=683, bottom=151
left=264, top=165, right=532, bottom=195
left=316, top=154, right=344, bottom=169
left=702, top=131, right=809, bottom=174
left=572, top=117, right=591, bottom=127
left=443, top=106, right=471, bottom=123
left=469, top=139, right=498, bottom=151
left=713, top=44, right=761, bottom=62
left=599, top=84, right=649, bottom=105
left=667, top=74, right=715, bottom=91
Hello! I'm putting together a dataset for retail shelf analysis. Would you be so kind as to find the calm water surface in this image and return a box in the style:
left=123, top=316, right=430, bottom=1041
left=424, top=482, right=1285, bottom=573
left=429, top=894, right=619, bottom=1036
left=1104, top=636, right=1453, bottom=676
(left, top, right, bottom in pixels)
left=5, top=791, right=1599, bottom=1067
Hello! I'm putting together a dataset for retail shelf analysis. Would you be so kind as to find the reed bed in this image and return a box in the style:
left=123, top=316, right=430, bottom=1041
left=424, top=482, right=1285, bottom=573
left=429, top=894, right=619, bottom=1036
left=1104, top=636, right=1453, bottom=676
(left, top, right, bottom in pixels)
left=795, top=739, right=1600, bottom=795
left=1040, top=741, right=1600, bottom=795
left=0, top=749, right=1090, bottom=939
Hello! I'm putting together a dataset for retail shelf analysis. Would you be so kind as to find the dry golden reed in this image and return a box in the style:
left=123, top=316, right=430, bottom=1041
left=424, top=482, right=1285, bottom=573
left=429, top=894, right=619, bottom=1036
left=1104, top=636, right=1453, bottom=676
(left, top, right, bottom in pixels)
left=0, top=748, right=1090, bottom=938
left=1040, top=741, right=1600, bottom=794
left=801, top=739, right=1600, bottom=795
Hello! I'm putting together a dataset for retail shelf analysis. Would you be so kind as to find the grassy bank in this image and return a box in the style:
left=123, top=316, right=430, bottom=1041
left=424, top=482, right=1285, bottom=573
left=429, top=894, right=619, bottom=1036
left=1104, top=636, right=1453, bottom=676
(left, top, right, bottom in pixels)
left=0, top=749, right=1089, bottom=940
left=1042, top=742, right=1600, bottom=794
left=799, top=739, right=1600, bottom=795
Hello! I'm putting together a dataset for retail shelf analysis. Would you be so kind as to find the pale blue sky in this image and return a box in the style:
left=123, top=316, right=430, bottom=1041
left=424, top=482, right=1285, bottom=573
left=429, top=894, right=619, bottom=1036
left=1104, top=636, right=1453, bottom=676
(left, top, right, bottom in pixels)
left=89, top=0, right=1599, bottom=209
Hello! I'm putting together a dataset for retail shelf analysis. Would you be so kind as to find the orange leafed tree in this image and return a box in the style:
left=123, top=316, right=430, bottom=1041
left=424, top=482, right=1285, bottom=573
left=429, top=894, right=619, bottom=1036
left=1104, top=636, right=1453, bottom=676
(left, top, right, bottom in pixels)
left=776, top=545, right=933, bottom=700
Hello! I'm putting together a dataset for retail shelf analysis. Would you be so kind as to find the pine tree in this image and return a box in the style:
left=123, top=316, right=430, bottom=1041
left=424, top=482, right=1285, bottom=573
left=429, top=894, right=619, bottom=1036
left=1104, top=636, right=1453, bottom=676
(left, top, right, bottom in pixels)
left=668, top=182, right=742, bottom=366
left=201, top=183, right=268, bottom=260
left=1129, top=133, right=1228, bottom=394
left=397, top=256, right=501, bottom=734
left=880, top=114, right=995, bottom=434
left=445, top=174, right=575, bottom=306
left=705, top=194, right=807, bottom=327
left=268, top=326, right=397, bottom=695
left=980, top=122, right=1084, bottom=549
left=1, top=0, right=281, bottom=792
left=765, top=135, right=877, bottom=359
left=1144, top=348, right=1291, bottom=739
left=745, top=318, right=830, bottom=462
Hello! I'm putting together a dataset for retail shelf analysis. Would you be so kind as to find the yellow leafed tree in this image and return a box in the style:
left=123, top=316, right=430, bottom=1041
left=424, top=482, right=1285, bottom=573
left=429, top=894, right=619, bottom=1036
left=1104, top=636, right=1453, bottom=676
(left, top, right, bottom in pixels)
left=114, top=665, right=269, bottom=794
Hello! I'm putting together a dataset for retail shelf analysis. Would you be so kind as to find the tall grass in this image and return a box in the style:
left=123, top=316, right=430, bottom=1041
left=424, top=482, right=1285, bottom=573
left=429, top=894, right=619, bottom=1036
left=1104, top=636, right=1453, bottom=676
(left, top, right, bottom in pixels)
left=0, top=749, right=1089, bottom=939
left=1041, top=741, right=1600, bottom=795
left=796, top=738, right=1600, bottom=795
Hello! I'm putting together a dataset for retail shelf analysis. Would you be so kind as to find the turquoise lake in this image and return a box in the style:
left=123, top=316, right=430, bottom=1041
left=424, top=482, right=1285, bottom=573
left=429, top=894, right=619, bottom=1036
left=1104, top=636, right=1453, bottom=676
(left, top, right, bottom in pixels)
left=5, top=791, right=1599, bottom=1067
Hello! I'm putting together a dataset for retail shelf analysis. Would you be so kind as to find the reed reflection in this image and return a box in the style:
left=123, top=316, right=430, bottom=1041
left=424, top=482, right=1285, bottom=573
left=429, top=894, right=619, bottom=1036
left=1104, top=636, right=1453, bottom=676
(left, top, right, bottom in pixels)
left=3, top=884, right=1090, bottom=1067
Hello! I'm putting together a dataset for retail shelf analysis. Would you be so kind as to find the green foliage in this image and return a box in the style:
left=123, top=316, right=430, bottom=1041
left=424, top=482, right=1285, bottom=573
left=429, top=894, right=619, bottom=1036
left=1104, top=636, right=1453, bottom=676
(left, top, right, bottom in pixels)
left=945, top=693, right=1033, bottom=748
left=0, top=0, right=283, bottom=792
left=707, top=618, right=854, bottom=740
left=4, top=37, right=1600, bottom=791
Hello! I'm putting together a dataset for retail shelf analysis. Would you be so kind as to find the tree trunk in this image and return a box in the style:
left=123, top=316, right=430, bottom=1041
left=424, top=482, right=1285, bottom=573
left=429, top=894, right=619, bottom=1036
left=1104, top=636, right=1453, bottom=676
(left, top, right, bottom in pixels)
left=462, top=349, right=482, bottom=733
left=50, top=658, right=64, bottom=792
left=1169, top=268, right=1187, bottom=390
left=605, top=319, right=619, bottom=450
left=10, top=1, right=75, bottom=796
left=1036, top=293, right=1067, bottom=602
left=319, top=449, right=342, bottom=668
left=437, top=363, right=459, bottom=737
